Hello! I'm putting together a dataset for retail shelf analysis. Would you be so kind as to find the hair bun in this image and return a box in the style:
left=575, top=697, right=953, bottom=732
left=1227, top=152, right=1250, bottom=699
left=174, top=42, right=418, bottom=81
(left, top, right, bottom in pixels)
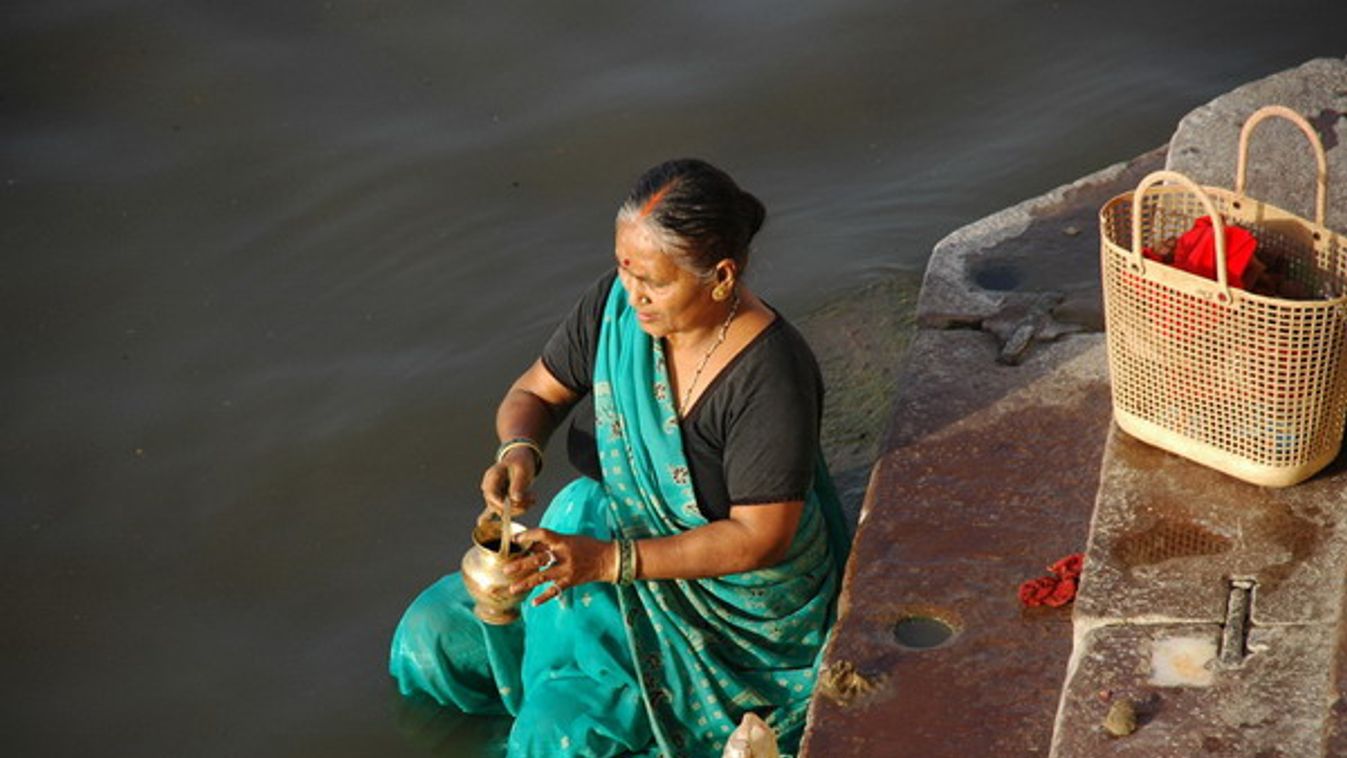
left=618, top=159, right=766, bottom=273
left=739, top=190, right=767, bottom=239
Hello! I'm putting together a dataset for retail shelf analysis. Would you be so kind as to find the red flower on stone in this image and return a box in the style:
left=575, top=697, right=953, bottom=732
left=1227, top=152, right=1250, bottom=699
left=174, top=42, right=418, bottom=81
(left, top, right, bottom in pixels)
left=1019, top=552, right=1085, bottom=608
left=1048, top=553, right=1084, bottom=581
left=1018, top=576, right=1058, bottom=606
left=1044, top=576, right=1078, bottom=607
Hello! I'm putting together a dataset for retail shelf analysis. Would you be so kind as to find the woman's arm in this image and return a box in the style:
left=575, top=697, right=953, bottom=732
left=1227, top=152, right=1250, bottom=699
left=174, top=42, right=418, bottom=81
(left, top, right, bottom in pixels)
left=511, top=501, right=804, bottom=605
left=638, top=501, right=804, bottom=577
left=480, top=358, right=579, bottom=516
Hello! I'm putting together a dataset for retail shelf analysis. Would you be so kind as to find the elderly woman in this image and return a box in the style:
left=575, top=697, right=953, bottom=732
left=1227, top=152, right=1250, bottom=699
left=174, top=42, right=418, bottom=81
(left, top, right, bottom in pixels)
left=390, top=158, right=850, bottom=757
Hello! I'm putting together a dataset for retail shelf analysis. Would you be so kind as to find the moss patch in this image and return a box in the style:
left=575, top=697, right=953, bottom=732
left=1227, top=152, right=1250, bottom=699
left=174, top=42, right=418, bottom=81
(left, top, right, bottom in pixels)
left=797, top=271, right=921, bottom=522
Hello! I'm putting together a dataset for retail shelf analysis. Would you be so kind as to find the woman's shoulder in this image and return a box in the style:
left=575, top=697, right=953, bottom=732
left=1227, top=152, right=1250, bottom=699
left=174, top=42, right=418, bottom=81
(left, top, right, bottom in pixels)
left=540, top=268, right=620, bottom=393
left=711, top=311, right=822, bottom=407
left=560, top=267, right=620, bottom=335
left=576, top=268, right=620, bottom=318
left=696, top=311, right=823, bottom=468
left=745, top=312, right=821, bottom=378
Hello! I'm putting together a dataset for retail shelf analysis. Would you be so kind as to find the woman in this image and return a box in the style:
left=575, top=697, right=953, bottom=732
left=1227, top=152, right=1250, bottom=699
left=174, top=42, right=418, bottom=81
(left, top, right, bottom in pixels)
left=390, top=158, right=850, bottom=757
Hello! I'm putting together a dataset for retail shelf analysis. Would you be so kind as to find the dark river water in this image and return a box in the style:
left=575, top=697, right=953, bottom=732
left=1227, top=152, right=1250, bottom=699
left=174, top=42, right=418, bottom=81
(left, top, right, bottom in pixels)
left=3, top=1, right=1343, bottom=755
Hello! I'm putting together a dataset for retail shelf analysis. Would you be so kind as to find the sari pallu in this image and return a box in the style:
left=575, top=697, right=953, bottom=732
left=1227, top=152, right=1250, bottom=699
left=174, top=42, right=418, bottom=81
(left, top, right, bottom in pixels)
left=389, top=277, right=850, bottom=757
left=591, top=277, right=850, bottom=756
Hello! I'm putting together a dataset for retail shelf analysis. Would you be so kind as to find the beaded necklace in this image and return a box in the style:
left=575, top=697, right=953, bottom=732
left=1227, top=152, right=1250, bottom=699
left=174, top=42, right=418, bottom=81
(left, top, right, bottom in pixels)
left=676, top=293, right=740, bottom=416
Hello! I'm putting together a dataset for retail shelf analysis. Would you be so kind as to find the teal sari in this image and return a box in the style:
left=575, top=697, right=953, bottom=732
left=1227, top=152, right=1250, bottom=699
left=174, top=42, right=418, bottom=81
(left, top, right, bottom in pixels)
left=390, top=278, right=850, bottom=757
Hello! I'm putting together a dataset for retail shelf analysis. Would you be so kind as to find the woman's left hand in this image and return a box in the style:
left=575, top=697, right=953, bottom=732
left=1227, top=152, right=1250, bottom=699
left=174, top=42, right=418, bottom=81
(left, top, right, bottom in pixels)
left=505, top=529, right=617, bottom=606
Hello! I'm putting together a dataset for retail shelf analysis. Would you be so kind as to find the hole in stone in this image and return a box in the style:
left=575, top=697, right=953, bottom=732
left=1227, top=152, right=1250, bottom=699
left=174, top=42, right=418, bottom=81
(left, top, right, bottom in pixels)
left=970, top=261, right=1022, bottom=291
left=893, top=612, right=958, bottom=650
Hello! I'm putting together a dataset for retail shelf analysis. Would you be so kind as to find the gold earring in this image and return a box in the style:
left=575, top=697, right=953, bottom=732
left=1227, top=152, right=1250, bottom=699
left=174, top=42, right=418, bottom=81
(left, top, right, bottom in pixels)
left=712, top=285, right=729, bottom=302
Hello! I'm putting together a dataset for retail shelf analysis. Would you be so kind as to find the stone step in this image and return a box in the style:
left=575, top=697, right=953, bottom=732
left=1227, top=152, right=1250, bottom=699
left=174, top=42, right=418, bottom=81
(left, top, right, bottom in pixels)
left=801, top=145, right=1164, bottom=756
left=1050, top=428, right=1347, bottom=757
left=1051, top=56, right=1347, bottom=758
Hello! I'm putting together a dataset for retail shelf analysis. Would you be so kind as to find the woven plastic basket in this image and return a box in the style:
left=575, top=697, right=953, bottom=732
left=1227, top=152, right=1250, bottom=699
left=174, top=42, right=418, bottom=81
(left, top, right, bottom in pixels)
left=1100, top=106, right=1347, bottom=487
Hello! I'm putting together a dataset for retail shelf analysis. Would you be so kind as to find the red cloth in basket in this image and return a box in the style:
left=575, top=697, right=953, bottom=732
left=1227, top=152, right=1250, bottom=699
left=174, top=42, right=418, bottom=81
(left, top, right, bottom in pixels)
left=1146, top=216, right=1258, bottom=289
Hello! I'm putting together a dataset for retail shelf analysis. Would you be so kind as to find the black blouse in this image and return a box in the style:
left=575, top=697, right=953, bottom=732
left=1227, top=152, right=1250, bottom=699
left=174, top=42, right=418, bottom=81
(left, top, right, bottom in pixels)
left=540, top=270, right=823, bottom=521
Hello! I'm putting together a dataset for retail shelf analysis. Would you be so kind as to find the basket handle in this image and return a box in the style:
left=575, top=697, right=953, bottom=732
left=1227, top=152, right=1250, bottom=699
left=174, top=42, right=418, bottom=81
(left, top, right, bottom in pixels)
left=1235, top=105, right=1328, bottom=226
left=1130, top=170, right=1232, bottom=302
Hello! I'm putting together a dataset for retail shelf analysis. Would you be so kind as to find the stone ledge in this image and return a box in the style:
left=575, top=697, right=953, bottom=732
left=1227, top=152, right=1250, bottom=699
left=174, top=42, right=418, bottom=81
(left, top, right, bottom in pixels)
left=1051, top=56, right=1347, bottom=758
left=1168, top=56, right=1347, bottom=233
left=1074, top=428, right=1347, bottom=628
left=802, top=330, right=1112, bottom=757
left=916, top=147, right=1165, bottom=333
left=804, top=133, right=1164, bottom=756
left=1051, top=621, right=1336, bottom=757
left=804, top=55, right=1347, bottom=758
left=1054, top=424, right=1347, bottom=757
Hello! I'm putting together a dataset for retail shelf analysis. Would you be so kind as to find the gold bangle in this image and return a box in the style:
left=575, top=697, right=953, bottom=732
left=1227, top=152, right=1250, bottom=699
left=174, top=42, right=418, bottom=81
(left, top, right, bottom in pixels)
left=496, top=437, right=543, bottom=474
left=610, top=540, right=623, bottom=584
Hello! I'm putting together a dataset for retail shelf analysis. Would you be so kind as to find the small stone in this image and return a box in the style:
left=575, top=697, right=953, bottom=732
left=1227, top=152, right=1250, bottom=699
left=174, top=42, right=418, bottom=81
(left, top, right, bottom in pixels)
left=1063, top=225, right=1081, bottom=237
left=1103, top=699, right=1137, bottom=737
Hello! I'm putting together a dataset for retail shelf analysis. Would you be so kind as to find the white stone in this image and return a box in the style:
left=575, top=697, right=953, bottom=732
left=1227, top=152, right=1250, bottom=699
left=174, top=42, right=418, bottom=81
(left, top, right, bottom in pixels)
left=1148, top=635, right=1217, bottom=687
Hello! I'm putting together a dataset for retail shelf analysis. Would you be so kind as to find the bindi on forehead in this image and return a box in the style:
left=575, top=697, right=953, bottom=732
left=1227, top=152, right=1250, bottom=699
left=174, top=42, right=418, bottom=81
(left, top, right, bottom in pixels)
left=615, top=253, right=645, bottom=279
left=615, top=252, right=673, bottom=286
left=615, top=221, right=675, bottom=280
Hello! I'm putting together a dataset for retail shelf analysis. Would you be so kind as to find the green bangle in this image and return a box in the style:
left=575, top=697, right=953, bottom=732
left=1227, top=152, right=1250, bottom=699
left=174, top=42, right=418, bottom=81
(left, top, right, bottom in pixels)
left=618, top=538, right=638, bottom=586
left=496, top=437, right=543, bottom=474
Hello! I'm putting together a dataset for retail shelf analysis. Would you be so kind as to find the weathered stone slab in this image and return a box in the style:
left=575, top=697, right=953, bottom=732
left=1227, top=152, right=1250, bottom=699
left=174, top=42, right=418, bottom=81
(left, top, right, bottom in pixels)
left=804, top=138, right=1164, bottom=756
left=1051, top=56, right=1347, bottom=758
left=1327, top=622, right=1347, bottom=756
left=917, top=148, right=1165, bottom=331
left=801, top=330, right=1112, bottom=757
left=1052, top=622, right=1336, bottom=757
left=807, top=56, right=1347, bottom=758
left=1075, top=428, right=1347, bottom=627
left=1168, top=56, right=1347, bottom=233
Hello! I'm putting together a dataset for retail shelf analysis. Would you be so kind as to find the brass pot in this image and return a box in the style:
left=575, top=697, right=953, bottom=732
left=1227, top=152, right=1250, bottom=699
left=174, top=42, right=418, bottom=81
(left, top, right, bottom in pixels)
left=462, top=518, right=529, bottom=625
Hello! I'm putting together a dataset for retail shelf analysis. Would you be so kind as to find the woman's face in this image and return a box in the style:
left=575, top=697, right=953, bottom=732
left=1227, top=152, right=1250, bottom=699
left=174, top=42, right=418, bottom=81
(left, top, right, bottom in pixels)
left=614, top=219, right=718, bottom=339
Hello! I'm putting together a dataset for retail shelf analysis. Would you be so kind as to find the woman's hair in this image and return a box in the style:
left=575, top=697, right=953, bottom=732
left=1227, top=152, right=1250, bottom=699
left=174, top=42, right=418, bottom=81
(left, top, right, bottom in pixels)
left=617, top=158, right=767, bottom=277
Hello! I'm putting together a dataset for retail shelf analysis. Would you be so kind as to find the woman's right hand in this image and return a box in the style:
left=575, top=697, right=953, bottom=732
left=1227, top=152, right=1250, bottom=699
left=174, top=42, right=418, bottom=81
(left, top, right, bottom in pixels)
left=480, top=446, right=539, bottom=516
left=483, top=359, right=579, bottom=517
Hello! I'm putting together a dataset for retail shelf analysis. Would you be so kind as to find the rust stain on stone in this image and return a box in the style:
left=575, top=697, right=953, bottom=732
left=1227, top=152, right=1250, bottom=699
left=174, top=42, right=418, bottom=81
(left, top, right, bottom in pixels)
left=1112, top=517, right=1234, bottom=568
left=1252, top=503, right=1324, bottom=592
left=1112, top=429, right=1171, bottom=471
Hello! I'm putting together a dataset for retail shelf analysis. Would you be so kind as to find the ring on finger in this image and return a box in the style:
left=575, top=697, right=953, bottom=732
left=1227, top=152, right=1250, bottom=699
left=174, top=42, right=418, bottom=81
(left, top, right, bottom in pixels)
left=538, top=547, right=557, bottom=572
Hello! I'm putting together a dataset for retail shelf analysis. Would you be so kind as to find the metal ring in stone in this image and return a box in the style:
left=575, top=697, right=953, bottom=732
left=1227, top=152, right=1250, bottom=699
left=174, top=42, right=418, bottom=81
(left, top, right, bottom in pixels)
left=538, top=548, right=557, bottom=572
